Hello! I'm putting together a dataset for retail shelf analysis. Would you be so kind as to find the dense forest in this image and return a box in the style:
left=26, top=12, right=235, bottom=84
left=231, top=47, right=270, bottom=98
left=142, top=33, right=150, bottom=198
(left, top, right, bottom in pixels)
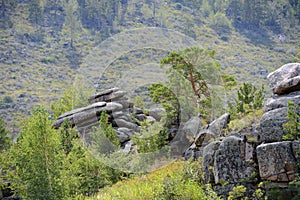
left=1, top=0, right=300, bottom=199
left=2, top=0, right=300, bottom=37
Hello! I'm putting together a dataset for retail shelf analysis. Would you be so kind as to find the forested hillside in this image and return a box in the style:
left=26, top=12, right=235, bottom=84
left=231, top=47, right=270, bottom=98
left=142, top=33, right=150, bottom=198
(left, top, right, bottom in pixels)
left=1, top=0, right=300, bottom=133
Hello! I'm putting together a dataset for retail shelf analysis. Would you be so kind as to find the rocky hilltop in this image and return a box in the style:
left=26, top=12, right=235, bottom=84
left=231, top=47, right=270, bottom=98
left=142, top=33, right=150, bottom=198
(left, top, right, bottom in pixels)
left=53, top=63, right=300, bottom=199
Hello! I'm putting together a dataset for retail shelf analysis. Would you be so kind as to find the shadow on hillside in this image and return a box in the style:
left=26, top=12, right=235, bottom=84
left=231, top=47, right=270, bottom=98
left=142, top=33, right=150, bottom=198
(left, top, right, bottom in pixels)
left=234, top=24, right=275, bottom=47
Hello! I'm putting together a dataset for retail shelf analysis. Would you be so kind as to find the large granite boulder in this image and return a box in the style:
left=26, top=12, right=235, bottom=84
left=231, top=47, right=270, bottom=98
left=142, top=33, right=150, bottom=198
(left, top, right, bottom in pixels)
left=170, top=116, right=202, bottom=157
left=53, top=102, right=106, bottom=128
left=260, top=91, right=300, bottom=142
left=203, top=136, right=256, bottom=184
left=208, top=113, right=230, bottom=136
left=195, top=113, right=230, bottom=146
left=256, top=141, right=300, bottom=182
left=181, top=116, right=202, bottom=142
left=259, top=107, right=288, bottom=142
left=116, top=127, right=134, bottom=143
left=53, top=88, right=145, bottom=149
left=267, top=63, right=300, bottom=95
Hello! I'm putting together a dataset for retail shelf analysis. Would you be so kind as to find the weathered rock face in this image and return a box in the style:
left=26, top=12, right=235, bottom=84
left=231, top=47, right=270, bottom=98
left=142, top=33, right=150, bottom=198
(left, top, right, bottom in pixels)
left=267, top=63, right=300, bottom=95
left=273, top=76, right=300, bottom=95
left=256, top=141, right=299, bottom=182
left=171, top=116, right=202, bottom=157
left=202, top=141, right=221, bottom=183
left=264, top=91, right=300, bottom=112
left=259, top=107, right=288, bottom=142
left=203, top=136, right=256, bottom=184
left=184, top=113, right=230, bottom=160
left=208, top=113, right=230, bottom=136
left=88, top=87, right=124, bottom=103
left=260, top=88, right=300, bottom=143
left=200, top=63, right=300, bottom=198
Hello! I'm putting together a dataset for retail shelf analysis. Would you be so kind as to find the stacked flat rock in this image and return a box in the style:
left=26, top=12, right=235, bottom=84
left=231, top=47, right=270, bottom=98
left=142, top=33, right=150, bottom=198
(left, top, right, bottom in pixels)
left=255, top=63, right=300, bottom=183
left=260, top=63, right=300, bottom=142
left=197, top=63, right=300, bottom=198
left=54, top=87, right=152, bottom=145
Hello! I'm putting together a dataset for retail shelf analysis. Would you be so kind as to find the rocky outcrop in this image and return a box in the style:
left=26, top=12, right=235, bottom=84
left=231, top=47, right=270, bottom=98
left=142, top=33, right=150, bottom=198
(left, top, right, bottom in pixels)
left=254, top=63, right=300, bottom=192
left=259, top=63, right=300, bottom=142
left=52, top=63, right=300, bottom=198
left=184, top=113, right=230, bottom=160
left=263, top=91, right=300, bottom=112
left=200, top=63, right=300, bottom=198
left=260, top=64, right=300, bottom=142
left=53, top=88, right=158, bottom=148
left=206, top=136, right=256, bottom=184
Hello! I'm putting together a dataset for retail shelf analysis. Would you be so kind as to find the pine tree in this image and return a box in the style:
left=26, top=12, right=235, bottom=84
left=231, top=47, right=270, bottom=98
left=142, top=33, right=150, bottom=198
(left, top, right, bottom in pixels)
left=160, top=46, right=220, bottom=120
left=63, top=0, right=82, bottom=48
left=234, top=82, right=265, bottom=114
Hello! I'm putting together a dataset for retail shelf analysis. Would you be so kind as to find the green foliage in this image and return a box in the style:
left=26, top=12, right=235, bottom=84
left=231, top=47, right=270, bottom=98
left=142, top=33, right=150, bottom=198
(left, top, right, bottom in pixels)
left=0, top=117, right=11, bottom=152
left=89, top=111, right=120, bottom=155
left=160, top=46, right=222, bottom=121
left=2, top=107, right=65, bottom=200
left=228, top=185, right=248, bottom=200
left=132, top=121, right=168, bottom=153
left=51, top=81, right=93, bottom=119
left=282, top=101, right=300, bottom=141
left=91, top=159, right=219, bottom=200
left=252, top=182, right=266, bottom=200
left=59, top=119, right=78, bottom=154
left=131, top=96, right=146, bottom=109
left=61, top=139, right=119, bottom=197
left=99, top=111, right=120, bottom=147
left=160, top=158, right=219, bottom=200
left=208, top=12, right=232, bottom=40
left=51, top=89, right=74, bottom=119
left=228, top=108, right=263, bottom=134
left=0, top=102, right=122, bottom=199
left=229, top=82, right=265, bottom=119
left=221, top=74, right=237, bottom=90
left=148, top=83, right=180, bottom=126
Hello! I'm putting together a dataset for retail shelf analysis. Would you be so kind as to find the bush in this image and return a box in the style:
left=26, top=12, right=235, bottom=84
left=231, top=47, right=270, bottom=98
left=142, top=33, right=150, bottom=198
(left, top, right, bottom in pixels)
left=228, top=185, right=248, bottom=200
left=132, top=120, right=168, bottom=153
left=92, top=159, right=219, bottom=200
left=282, top=101, right=300, bottom=141
left=88, top=111, right=120, bottom=155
